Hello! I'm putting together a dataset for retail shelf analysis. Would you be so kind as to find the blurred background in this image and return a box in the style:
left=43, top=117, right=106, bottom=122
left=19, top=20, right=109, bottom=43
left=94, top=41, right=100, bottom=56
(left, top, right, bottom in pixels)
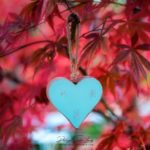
left=0, top=0, right=150, bottom=149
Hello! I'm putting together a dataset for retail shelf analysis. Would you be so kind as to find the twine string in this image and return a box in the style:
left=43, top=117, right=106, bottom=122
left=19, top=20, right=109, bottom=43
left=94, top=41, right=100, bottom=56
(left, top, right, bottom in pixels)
left=67, top=13, right=80, bottom=81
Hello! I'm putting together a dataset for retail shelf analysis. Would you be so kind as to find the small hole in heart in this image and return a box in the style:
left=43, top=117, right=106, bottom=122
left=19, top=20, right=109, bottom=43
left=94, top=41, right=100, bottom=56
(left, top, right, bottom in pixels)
left=73, top=110, right=80, bottom=118
left=90, top=90, right=96, bottom=97
left=60, top=91, right=66, bottom=96
left=74, top=114, right=79, bottom=119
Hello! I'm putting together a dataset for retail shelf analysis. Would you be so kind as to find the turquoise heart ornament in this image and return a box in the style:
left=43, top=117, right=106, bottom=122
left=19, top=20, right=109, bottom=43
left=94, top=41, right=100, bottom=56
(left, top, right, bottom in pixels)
left=47, top=77, right=102, bottom=128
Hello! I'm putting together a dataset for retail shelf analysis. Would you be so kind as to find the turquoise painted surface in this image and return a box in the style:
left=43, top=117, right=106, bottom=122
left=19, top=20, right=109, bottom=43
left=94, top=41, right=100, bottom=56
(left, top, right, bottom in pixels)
left=47, top=77, right=103, bottom=128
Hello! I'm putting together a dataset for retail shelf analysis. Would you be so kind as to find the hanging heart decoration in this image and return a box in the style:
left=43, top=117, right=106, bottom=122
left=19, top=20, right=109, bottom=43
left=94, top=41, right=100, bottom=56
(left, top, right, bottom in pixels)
left=47, top=77, right=102, bottom=128
left=46, top=13, right=103, bottom=128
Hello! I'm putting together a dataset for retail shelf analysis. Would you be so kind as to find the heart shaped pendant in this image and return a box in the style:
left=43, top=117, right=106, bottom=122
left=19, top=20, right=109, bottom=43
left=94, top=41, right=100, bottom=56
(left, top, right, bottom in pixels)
left=46, top=77, right=102, bottom=128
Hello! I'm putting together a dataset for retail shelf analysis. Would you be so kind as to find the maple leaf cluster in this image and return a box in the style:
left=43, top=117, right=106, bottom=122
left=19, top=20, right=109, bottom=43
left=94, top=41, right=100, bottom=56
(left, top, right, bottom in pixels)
left=0, top=0, right=150, bottom=149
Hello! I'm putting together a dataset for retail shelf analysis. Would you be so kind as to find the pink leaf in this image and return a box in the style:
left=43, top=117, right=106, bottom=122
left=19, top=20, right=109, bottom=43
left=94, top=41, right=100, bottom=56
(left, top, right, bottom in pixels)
left=136, top=52, right=150, bottom=70
left=135, top=44, right=150, bottom=51
left=115, top=44, right=130, bottom=49
left=131, top=32, right=138, bottom=46
left=111, top=50, right=130, bottom=65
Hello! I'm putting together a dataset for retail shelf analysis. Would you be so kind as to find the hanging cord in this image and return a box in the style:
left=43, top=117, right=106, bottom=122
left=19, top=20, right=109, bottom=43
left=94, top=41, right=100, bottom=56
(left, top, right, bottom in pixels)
left=67, top=13, right=80, bottom=82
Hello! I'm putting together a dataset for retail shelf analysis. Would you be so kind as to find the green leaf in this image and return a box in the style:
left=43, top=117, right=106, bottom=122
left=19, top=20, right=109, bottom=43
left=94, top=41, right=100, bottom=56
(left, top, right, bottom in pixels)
left=83, top=123, right=104, bottom=139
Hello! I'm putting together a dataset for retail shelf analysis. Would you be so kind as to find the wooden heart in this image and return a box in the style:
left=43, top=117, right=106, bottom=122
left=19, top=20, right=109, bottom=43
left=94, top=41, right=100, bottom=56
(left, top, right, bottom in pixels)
left=47, top=77, right=102, bottom=128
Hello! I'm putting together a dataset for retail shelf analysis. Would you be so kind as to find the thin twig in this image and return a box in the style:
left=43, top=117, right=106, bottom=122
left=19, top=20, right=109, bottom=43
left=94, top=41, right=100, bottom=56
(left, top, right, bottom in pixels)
left=101, top=98, right=120, bottom=120
left=64, top=0, right=73, bottom=13
left=93, top=109, right=116, bottom=124
left=80, top=28, right=102, bottom=38
left=79, top=67, right=87, bottom=76
left=3, top=71, right=23, bottom=84
left=0, top=40, right=52, bottom=57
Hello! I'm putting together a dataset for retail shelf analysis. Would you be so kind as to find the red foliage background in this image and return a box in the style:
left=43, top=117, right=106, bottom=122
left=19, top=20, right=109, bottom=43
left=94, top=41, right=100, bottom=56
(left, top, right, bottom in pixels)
left=0, top=0, right=150, bottom=149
